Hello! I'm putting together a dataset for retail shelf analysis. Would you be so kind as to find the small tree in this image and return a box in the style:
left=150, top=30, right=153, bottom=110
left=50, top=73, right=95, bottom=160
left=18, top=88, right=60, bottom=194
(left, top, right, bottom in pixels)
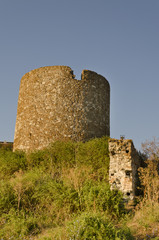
left=138, top=138, right=159, bottom=204
left=141, top=137, right=159, bottom=161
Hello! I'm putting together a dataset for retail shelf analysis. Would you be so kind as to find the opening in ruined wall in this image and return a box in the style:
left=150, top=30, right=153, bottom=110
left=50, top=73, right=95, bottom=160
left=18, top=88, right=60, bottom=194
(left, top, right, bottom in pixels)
left=70, top=69, right=82, bottom=81
left=126, top=191, right=132, bottom=196
left=125, top=170, right=132, bottom=178
left=110, top=150, right=115, bottom=156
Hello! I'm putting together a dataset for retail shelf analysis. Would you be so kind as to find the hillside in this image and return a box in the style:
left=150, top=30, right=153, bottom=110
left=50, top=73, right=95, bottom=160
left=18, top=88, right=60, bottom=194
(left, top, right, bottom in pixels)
left=0, top=137, right=159, bottom=239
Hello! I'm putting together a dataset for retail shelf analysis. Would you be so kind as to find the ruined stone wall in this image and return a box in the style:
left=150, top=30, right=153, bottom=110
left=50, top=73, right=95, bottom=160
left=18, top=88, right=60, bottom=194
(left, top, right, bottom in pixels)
left=109, top=139, right=141, bottom=200
left=13, top=66, right=110, bottom=151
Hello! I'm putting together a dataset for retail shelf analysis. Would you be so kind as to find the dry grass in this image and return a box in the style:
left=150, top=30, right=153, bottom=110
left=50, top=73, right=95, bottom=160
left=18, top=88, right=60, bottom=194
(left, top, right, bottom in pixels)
left=127, top=202, right=159, bottom=239
left=127, top=159, right=159, bottom=239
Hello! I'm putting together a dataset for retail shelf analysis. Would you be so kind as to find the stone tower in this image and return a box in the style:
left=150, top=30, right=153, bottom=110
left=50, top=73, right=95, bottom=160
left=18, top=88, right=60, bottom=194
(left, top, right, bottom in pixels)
left=109, top=139, right=141, bottom=200
left=13, top=66, right=110, bottom=151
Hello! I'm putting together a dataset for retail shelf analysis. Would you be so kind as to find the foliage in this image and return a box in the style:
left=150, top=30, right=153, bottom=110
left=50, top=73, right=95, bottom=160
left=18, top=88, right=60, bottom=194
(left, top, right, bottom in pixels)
left=0, top=136, right=149, bottom=239
left=66, top=212, right=133, bottom=240
left=0, top=149, right=26, bottom=179
left=0, top=180, right=16, bottom=214
left=141, top=137, right=159, bottom=160
left=127, top=138, right=159, bottom=239
left=76, top=137, right=110, bottom=179
left=138, top=160, right=159, bottom=203
left=0, top=137, right=117, bottom=239
left=81, top=181, right=124, bottom=218
left=0, top=209, right=40, bottom=240
left=138, top=138, right=159, bottom=205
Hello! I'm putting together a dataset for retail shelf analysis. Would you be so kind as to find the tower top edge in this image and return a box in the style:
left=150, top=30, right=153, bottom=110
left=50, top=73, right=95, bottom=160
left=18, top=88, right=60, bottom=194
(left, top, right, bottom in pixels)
left=21, top=66, right=109, bottom=84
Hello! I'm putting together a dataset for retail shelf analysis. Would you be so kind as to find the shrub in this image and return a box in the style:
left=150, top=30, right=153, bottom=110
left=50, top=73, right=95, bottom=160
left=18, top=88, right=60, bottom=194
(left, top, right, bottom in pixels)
left=47, top=141, right=76, bottom=169
left=0, top=209, right=40, bottom=239
left=82, top=181, right=124, bottom=218
left=0, top=137, right=128, bottom=239
left=76, top=137, right=109, bottom=172
left=0, top=180, right=16, bottom=215
left=0, top=149, right=26, bottom=179
left=127, top=139, right=159, bottom=239
left=66, top=212, right=133, bottom=240
left=138, top=160, right=159, bottom=203
left=26, top=150, right=47, bottom=169
left=10, top=168, right=43, bottom=212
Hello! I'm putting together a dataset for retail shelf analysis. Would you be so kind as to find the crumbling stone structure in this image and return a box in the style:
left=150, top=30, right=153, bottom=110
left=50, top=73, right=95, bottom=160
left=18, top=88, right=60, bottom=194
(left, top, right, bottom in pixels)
left=13, top=66, right=110, bottom=151
left=109, top=139, right=141, bottom=200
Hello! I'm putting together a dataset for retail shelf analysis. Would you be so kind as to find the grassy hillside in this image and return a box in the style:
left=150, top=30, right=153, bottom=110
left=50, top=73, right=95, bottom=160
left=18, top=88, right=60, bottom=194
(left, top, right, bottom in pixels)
left=0, top=137, right=159, bottom=239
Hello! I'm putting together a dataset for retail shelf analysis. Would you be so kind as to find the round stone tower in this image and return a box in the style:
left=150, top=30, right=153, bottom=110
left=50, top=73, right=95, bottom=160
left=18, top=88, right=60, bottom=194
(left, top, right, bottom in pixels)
left=13, top=66, right=110, bottom=151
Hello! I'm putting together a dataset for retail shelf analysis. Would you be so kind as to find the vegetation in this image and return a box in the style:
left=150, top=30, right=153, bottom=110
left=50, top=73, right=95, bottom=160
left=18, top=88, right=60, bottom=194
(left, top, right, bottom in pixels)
left=127, top=138, right=159, bottom=239
left=0, top=136, right=159, bottom=239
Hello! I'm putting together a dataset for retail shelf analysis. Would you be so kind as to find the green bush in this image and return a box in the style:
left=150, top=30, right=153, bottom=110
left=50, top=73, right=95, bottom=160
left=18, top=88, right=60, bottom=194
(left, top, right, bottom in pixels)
left=76, top=137, right=109, bottom=179
left=66, top=212, right=133, bottom=240
left=0, top=180, right=16, bottom=215
left=0, top=149, right=26, bottom=179
left=10, top=168, right=44, bottom=212
left=26, top=150, right=47, bottom=169
left=32, top=174, right=80, bottom=217
left=0, top=137, right=130, bottom=239
left=82, top=181, right=124, bottom=218
left=47, top=141, right=76, bottom=168
left=0, top=209, right=40, bottom=239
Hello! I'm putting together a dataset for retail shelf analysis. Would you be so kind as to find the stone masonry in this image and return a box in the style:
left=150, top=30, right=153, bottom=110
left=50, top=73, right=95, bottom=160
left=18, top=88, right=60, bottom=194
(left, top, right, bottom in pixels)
left=109, top=139, right=141, bottom=200
left=13, top=66, right=110, bottom=151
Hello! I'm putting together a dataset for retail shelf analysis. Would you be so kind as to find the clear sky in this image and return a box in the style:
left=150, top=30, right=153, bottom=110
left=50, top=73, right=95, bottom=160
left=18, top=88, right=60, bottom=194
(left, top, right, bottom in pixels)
left=0, top=0, right=159, bottom=150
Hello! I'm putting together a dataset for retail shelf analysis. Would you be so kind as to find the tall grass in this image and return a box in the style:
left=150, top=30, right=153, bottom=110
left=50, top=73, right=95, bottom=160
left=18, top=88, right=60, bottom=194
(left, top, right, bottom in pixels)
left=0, top=137, right=133, bottom=239
left=127, top=142, right=159, bottom=239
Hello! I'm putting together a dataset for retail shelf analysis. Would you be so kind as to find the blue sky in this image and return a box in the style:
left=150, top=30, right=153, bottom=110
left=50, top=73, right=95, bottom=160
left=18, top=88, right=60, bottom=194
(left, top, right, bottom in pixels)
left=0, top=0, right=159, bottom=150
